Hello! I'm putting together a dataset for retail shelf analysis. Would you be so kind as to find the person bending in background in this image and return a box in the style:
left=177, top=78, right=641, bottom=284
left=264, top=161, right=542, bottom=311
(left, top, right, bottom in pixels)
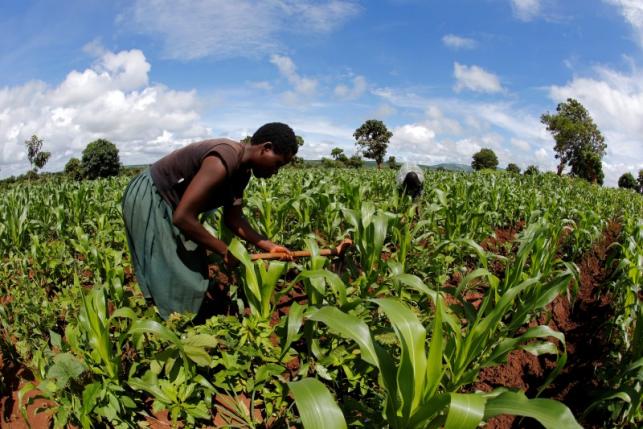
left=396, top=162, right=425, bottom=200
left=121, top=123, right=296, bottom=319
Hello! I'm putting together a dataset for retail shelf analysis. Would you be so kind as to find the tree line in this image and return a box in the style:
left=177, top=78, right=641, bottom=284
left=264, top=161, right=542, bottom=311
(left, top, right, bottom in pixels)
left=4, top=98, right=641, bottom=192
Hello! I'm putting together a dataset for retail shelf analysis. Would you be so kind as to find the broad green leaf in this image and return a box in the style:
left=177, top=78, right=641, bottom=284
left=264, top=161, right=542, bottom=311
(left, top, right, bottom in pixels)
left=308, top=307, right=378, bottom=367
left=47, top=352, right=87, bottom=389
left=484, top=390, right=582, bottom=429
left=373, top=298, right=427, bottom=417
left=289, top=378, right=347, bottom=429
left=445, top=393, right=486, bottom=429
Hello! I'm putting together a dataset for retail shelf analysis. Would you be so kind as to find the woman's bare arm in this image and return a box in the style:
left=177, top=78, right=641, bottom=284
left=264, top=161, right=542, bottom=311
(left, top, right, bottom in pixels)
left=172, top=156, right=230, bottom=256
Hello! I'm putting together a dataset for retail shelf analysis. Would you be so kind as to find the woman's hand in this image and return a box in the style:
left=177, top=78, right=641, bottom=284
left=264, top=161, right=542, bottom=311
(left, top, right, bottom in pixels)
left=223, top=248, right=239, bottom=270
left=268, top=243, right=293, bottom=260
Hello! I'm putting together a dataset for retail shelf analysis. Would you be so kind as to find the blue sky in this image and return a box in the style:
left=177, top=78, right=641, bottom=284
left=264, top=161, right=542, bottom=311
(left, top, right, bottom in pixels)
left=1, top=0, right=642, bottom=186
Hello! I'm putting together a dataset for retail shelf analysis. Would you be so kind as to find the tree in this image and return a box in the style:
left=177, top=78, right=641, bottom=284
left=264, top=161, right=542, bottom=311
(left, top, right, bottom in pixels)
left=506, top=163, right=521, bottom=174
left=330, top=147, right=348, bottom=164
left=471, top=148, right=498, bottom=171
left=524, top=165, right=539, bottom=176
left=240, top=136, right=252, bottom=145
left=541, top=98, right=606, bottom=176
left=291, top=135, right=305, bottom=166
left=638, top=170, right=643, bottom=194
left=618, top=172, right=637, bottom=190
left=345, top=155, right=363, bottom=169
left=570, top=147, right=604, bottom=185
left=81, top=139, right=121, bottom=179
left=64, top=157, right=83, bottom=181
left=387, top=156, right=399, bottom=169
left=24, top=134, right=51, bottom=174
left=353, top=119, right=392, bottom=169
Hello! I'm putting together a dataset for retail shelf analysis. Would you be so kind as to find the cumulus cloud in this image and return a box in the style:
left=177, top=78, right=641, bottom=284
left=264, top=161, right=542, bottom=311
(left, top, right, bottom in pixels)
left=511, top=0, right=542, bottom=21
left=604, top=0, right=643, bottom=48
left=453, top=63, right=504, bottom=93
left=270, top=54, right=318, bottom=104
left=548, top=65, right=643, bottom=185
left=123, top=0, right=360, bottom=60
left=334, top=75, right=367, bottom=100
left=442, top=34, right=477, bottom=49
left=0, top=48, right=210, bottom=177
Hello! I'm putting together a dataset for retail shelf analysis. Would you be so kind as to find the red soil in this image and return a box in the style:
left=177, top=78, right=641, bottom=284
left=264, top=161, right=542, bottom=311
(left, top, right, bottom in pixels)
left=474, top=221, right=623, bottom=429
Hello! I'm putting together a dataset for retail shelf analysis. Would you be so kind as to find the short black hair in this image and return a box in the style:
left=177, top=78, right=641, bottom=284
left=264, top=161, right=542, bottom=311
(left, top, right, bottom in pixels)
left=251, top=122, right=298, bottom=157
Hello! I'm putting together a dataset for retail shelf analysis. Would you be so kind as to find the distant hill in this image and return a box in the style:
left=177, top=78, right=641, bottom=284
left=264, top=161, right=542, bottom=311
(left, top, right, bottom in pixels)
left=425, top=163, right=472, bottom=172
left=300, top=160, right=472, bottom=172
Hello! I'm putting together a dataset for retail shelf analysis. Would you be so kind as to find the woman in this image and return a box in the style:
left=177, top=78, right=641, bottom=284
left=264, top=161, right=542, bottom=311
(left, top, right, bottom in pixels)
left=122, top=122, right=297, bottom=319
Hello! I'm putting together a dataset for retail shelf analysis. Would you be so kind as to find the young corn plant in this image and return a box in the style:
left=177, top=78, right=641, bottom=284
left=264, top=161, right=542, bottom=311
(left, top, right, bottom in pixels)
left=306, top=296, right=581, bottom=429
left=342, top=202, right=393, bottom=290
left=228, top=238, right=287, bottom=319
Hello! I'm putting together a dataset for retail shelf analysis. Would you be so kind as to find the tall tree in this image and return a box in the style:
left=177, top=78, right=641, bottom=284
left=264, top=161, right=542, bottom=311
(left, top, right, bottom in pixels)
left=506, top=163, right=521, bottom=174
left=353, top=119, right=392, bottom=169
left=331, top=147, right=347, bottom=162
left=541, top=98, right=606, bottom=176
left=618, top=172, right=637, bottom=190
left=638, top=169, right=643, bottom=194
left=570, top=147, right=604, bottom=185
left=24, top=134, right=51, bottom=173
left=81, top=139, right=121, bottom=179
left=471, top=148, right=498, bottom=171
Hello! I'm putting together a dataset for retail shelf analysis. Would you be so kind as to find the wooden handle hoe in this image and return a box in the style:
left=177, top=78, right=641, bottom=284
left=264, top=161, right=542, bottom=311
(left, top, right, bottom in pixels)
left=250, top=238, right=353, bottom=261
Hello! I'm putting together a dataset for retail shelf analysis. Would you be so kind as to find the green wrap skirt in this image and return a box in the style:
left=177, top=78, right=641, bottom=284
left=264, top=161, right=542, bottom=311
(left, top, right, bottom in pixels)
left=121, top=169, right=209, bottom=319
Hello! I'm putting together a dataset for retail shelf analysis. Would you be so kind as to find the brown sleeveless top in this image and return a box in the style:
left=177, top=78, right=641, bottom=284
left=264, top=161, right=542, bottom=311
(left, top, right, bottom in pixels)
left=150, top=139, right=250, bottom=210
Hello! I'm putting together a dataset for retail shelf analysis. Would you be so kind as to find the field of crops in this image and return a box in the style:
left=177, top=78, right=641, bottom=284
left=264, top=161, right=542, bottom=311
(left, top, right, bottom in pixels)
left=1, top=168, right=642, bottom=428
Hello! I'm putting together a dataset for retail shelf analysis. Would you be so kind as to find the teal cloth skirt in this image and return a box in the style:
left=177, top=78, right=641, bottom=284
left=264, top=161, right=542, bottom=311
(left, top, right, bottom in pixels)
left=121, top=169, right=209, bottom=319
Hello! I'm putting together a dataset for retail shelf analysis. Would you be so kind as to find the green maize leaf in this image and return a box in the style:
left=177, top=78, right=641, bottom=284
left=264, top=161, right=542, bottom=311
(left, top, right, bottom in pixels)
left=456, top=277, right=539, bottom=376
left=258, top=260, right=287, bottom=318
left=455, top=268, right=490, bottom=296
left=281, top=301, right=305, bottom=360
left=392, top=273, right=436, bottom=300
left=308, top=306, right=378, bottom=367
left=296, top=270, right=347, bottom=305
left=128, top=319, right=182, bottom=346
left=445, top=393, right=486, bottom=429
left=483, top=390, right=582, bottom=429
left=228, top=238, right=261, bottom=311
left=373, top=298, right=427, bottom=418
left=108, top=307, right=138, bottom=323
left=425, top=296, right=444, bottom=402
left=488, top=325, right=565, bottom=364
left=289, top=378, right=347, bottom=429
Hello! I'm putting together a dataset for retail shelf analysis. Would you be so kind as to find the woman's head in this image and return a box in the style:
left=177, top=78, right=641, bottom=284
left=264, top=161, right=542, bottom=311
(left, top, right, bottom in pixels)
left=248, top=123, right=298, bottom=178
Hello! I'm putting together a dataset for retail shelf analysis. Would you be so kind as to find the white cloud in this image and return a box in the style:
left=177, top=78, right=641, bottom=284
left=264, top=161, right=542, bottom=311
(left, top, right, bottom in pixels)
left=124, top=0, right=360, bottom=60
left=510, top=138, right=531, bottom=151
left=0, top=48, right=210, bottom=177
left=426, top=105, right=462, bottom=134
left=334, top=75, right=367, bottom=100
left=250, top=81, right=273, bottom=91
left=270, top=54, right=318, bottom=104
left=442, top=34, right=477, bottom=49
left=604, top=0, right=643, bottom=48
left=548, top=65, right=643, bottom=185
left=511, top=0, right=542, bottom=21
left=373, top=103, right=397, bottom=118
left=453, top=63, right=504, bottom=93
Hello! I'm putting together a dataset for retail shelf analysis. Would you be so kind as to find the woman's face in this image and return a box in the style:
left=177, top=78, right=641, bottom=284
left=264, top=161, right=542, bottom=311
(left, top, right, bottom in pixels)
left=252, top=143, right=293, bottom=178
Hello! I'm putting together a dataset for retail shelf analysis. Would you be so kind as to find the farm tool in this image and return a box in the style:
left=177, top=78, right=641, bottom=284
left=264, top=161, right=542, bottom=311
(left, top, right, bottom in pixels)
left=250, top=238, right=353, bottom=261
